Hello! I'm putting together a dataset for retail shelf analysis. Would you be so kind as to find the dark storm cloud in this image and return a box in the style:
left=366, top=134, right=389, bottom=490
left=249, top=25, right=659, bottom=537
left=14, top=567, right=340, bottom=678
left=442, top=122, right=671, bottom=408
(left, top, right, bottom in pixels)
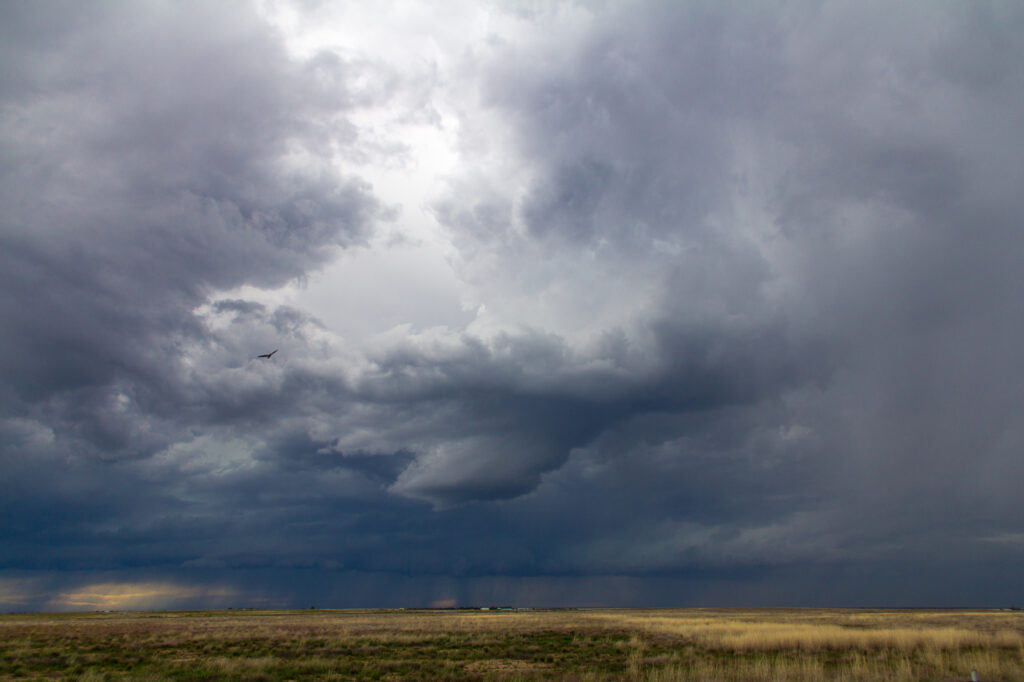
left=0, top=0, right=387, bottom=458
left=504, top=4, right=779, bottom=247
left=4, top=0, right=1024, bottom=609
left=347, top=315, right=815, bottom=508
left=421, top=0, right=1024, bottom=592
left=0, top=0, right=410, bottom=594
left=0, top=0, right=382, bottom=400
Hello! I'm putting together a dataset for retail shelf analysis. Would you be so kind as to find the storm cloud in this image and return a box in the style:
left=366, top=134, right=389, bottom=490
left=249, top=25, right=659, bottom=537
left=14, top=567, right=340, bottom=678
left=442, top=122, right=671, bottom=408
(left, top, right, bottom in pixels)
left=3, top=1, right=1024, bottom=609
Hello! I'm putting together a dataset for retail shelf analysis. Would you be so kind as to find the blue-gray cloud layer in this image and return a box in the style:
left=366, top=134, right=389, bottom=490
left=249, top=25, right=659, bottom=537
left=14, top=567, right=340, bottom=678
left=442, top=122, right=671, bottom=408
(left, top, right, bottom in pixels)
left=3, top=0, right=1024, bottom=609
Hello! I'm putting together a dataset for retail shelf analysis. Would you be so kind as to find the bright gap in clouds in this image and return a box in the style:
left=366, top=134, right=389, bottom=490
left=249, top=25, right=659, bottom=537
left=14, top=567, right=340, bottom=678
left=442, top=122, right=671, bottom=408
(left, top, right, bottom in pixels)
left=228, top=1, right=626, bottom=350
left=295, top=101, right=476, bottom=348
left=231, top=1, right=492, bottom=347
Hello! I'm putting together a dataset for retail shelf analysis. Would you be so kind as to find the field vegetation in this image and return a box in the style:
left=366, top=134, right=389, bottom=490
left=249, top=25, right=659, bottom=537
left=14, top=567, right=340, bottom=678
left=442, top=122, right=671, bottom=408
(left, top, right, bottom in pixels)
left=1, top=608, right=1022, bottom=680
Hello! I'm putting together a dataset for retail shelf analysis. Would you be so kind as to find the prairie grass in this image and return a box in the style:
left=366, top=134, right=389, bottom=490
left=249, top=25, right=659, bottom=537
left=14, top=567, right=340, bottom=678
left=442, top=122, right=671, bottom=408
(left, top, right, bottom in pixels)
left=586, top=611, right=1024, bottom=652
left=0, top=608, right=1021, bottom=680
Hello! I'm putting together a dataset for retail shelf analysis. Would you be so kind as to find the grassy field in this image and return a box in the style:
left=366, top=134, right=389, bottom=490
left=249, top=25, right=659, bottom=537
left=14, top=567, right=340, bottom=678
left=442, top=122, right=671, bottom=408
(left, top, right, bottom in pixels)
left=1, top=608, right=1022, bottom=680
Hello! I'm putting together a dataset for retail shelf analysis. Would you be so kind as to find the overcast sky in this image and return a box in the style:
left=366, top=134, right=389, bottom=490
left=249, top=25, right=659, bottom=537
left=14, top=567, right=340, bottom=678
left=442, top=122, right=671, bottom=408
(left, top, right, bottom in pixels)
left=3, top=0, right=1024, bottom=611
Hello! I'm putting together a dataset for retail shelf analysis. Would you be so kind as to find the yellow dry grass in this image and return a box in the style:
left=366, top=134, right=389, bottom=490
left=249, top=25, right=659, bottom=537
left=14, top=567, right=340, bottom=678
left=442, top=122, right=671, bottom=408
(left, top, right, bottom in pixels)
left=584, top=608, right=1024, bottom=652
left=586, top=608, right=1024, bottom=680
left=1, top=607, right=1022, bottom=680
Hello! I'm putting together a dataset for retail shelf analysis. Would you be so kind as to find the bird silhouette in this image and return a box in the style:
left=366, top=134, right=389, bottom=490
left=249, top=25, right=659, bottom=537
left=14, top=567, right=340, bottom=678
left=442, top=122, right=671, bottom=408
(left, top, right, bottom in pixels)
left=256, top=349, right=278, bottom=359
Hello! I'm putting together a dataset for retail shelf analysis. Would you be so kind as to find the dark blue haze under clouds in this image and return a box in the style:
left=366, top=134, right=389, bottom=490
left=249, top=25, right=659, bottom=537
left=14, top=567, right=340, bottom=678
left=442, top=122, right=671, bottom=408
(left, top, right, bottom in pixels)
left=2, top=0, right=1024, bottom=610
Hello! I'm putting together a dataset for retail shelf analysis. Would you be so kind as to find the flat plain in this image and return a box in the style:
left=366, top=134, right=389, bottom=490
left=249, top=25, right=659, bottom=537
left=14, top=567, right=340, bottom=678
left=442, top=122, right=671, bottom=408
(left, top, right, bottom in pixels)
left=1, top=608, right=1022, bottom=680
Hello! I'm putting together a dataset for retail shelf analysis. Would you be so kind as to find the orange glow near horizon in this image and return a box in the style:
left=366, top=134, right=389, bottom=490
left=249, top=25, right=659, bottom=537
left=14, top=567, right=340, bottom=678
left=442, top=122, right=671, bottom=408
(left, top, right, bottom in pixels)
left=46, top=581, right=239, bottom=611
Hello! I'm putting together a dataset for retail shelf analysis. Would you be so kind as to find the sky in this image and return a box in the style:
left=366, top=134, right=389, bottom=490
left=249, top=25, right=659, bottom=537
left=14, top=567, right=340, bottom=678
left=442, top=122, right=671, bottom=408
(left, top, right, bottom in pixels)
left=2, top=0, right=1024, bottom=611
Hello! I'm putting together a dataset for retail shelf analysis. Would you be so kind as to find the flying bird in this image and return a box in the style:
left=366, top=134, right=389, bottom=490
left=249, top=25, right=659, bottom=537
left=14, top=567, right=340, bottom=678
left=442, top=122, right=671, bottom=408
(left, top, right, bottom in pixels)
left=256, top=349, right=278, bottom=359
